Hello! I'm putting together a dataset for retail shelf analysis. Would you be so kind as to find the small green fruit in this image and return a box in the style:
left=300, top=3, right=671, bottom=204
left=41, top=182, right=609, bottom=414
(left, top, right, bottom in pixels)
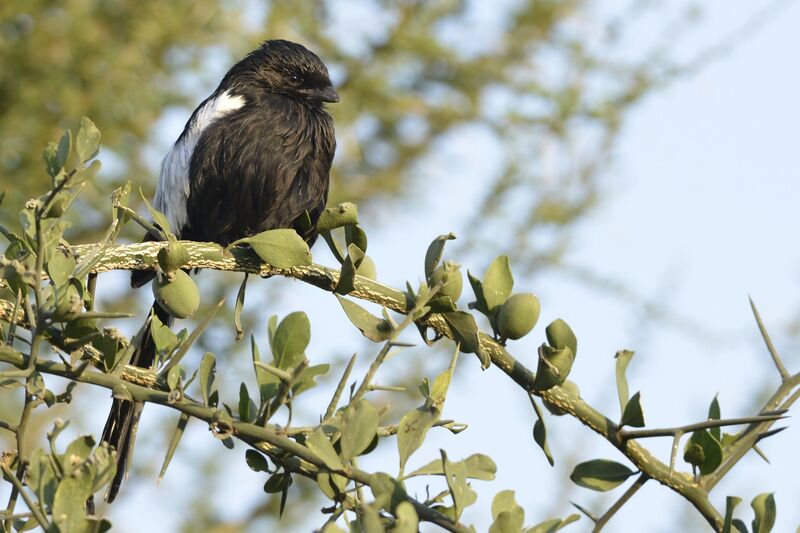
left=152, top=270, right=199, bottom=319
left=428, top=261, right=463, bottom=302
left=356, top=255, right=377, bottom=280
left=545, top=318, right=577, bottom=356
left=157, top=240, right=190, bottom=273
left=496, top=293, right=540, bottom=340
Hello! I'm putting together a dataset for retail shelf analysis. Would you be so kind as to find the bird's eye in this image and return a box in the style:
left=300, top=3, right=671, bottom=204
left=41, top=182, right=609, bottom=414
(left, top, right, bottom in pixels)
left=288, top=74, right=301, bottom=83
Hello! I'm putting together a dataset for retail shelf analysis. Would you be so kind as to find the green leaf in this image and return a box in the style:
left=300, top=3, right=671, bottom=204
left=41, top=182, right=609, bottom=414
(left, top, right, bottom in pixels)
left=570, top=459, right=636, bottom=491
left=27, top=448, right=57, bottom=508
left=238, top=382, right=257, bottom=423
left=166, top=365, right=183, bottom=391
left=245, top=450, right=270, bottom=473
left=684, top=429, right=722, bottom=476
left=267, top=315, right=278, bottom=350
left=56, top=130, right=73, bottom=173
left=361, top=503, right=384, bottom=533
left=272, top=311, right=310, bottom=370
left=336, top=296, right=393, bottom=342
left=532, top=345, right=575, bottom=391
left=442, top=311, right=488, bottom=367
left=306, top=427, right=344, bottom=472
left=531, top=397, right=554, bottom=466
left=339, top=399, right=379, bottom=461
left=71, top=158, right=101, bottom=186
left=442, top=450, right=477, bottom=522
left=315, top=202, right=359, bottom=233
left=614, top=349, right=635, bottom=416
left=397, top=353, right=457, bottom=473
left=292, top=364, right=330, bottom=396
left=708, top=394, right=721, bottom=442
left=723, top=496, right=743, bottom=533
left=335, top=243, right=364, bottom=295
left=264, top=473, right=292, bottom=494
left=490, top=490, right=524, bottom=533
left=406, top=453, right=496, bottom=481
left=76, top=116, right=101, bottom=162
left=233, top=274, right=247, bottom=342
left=482, top=255, right=514, bottom=311
left=199, top=352, right=216, bottom=406
left=139, top=188, right=172, bottom=236
left=424, top=233, right=456, bottom=280
left=732, top=519, right=748, bottom=533
left=345, top=224, right=368, bottom=253
left=158, top=413, right=189, bottom=483
left=46, top=251, right=76, bottom=288
left=397, top=405, right=438, bottom=474
left=526, top=514, right=581, bottom=533
left=231, top=228, right=311, bottom=268
left=467, top=270, right=489, bottom=315
left=369, top=472, right=408, bottom=513
left=492, top=489, right=522, bottom=520
left=63, top=435, right=95, bottom=468
left=53, top=475, right=93, bottom=532
left=751, top=493, right=776, bottom=533
left=620, top=391, right=645, bottom=428
left=393, top=501, right=419, bottom=533
left=43, top=142, right=61, bottom=178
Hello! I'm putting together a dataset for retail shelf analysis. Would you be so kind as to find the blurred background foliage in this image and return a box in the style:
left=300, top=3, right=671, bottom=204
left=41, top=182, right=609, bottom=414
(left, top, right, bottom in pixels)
left=1, top=0, right=688, bottom=267
left=1, top=0, right=777, bottom=530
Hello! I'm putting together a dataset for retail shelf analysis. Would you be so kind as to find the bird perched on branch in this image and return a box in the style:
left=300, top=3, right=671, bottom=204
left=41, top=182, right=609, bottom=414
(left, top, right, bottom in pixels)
left=101, top=39, right=338, bottom=502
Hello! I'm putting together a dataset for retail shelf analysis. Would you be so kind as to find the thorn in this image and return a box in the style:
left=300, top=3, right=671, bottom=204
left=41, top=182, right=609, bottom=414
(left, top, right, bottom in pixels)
left=755, top=426, right=787, bottom=443
left=749, top=296, right=791, bottom=380
left=752, top=444, right=770, bottom=464
left=570, top=501, right=598, bottom=523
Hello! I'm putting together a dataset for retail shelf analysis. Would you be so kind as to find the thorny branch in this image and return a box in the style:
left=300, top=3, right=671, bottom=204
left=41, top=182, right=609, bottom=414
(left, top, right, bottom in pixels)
left=1, top=240, right=798, bottom=531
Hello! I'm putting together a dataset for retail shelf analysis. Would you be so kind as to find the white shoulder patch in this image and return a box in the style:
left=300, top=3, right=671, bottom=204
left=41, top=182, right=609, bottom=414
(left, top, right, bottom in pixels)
left=153, top=90, right=246, bottom=235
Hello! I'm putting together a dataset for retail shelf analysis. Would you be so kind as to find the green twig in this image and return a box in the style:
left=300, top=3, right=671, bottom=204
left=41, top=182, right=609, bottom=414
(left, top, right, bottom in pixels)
left=593, top=473, right=649, bottom=532
left=324, top=353, right=357, bottom=420
left=0, top=465, right=50, bottom=530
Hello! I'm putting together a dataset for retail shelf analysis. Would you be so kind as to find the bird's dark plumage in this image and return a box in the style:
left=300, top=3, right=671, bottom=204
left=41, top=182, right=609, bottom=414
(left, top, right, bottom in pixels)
left=104, top=40, right=338, bottom=502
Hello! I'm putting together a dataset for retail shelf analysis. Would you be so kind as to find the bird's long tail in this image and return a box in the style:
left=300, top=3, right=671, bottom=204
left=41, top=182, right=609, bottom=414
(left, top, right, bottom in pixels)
left=101, top=300, right=173, bottom=502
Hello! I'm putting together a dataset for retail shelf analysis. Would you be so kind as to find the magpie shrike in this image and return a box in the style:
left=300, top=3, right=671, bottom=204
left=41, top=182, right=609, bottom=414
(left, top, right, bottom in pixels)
left=102, top=40, right=338, bottom=502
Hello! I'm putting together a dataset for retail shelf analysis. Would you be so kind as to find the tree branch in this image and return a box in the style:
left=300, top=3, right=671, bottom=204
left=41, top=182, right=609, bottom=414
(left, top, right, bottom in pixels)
left=5, top=239, right=788, bottom=531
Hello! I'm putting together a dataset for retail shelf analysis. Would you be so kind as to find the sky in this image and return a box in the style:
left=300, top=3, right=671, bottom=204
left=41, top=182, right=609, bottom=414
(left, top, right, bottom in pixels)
left=24, top=1, right=799, bottom=532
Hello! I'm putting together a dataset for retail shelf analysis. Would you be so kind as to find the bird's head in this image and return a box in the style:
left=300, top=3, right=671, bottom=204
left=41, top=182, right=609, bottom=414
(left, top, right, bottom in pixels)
left=225, top=39, right=340, bottom=105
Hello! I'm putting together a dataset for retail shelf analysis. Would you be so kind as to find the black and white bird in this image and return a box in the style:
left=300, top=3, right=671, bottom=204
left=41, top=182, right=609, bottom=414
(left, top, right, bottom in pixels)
left=102, top=39, right=338, bottom=502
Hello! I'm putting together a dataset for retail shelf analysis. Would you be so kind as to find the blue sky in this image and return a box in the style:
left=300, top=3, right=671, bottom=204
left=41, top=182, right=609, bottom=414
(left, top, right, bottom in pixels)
left=79, top=2, right=800, bottom=531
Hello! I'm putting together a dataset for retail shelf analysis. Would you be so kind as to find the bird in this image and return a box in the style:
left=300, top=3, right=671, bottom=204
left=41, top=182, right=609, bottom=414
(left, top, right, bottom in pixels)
left=101, top=39, right=338, bottom=502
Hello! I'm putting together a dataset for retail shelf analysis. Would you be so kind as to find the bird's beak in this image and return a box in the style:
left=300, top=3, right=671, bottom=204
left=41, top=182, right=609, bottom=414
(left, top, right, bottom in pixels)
left=315, top=86, right=340, bottom=103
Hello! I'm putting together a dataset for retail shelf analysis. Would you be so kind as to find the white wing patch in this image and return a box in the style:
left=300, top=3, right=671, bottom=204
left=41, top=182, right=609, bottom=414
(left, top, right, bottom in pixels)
left=154, top=90, right=246, bottom=235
